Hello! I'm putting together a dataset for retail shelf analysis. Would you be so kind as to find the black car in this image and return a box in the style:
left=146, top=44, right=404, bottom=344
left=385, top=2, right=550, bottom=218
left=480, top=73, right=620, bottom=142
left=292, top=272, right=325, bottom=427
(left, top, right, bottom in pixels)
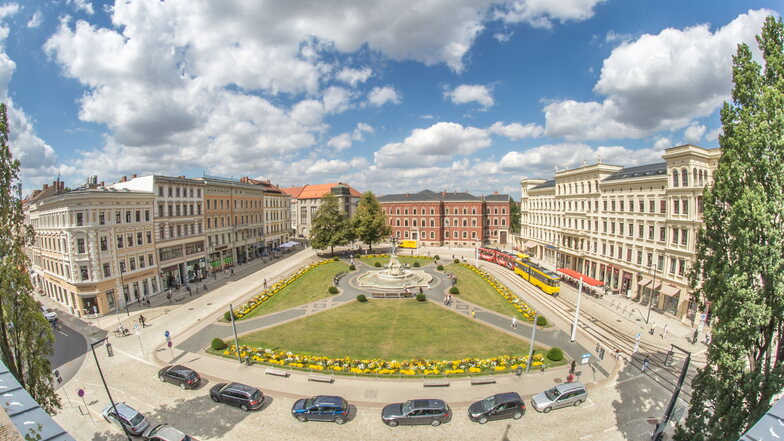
left=291, top=395, right=350, bottom=424
left=468, top=392, right=525, bottom=424
left=158, top=365, right=201, bottom=390
left=209, top=382, right=264, bottom=411
left=381, top=399, right=451, bottom=427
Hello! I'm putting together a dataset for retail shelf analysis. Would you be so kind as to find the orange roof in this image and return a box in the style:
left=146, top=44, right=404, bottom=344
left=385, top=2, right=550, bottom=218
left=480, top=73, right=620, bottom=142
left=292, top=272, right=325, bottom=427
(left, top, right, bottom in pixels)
left=282, top=183, right=362, bottom=200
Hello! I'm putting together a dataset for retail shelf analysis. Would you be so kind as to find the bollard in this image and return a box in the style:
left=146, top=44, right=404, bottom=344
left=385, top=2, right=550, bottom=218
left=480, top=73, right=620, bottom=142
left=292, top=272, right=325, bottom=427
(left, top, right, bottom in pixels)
left=106, top=342, right=113, bottom=357
left=516, top=366, right=523, bottom=376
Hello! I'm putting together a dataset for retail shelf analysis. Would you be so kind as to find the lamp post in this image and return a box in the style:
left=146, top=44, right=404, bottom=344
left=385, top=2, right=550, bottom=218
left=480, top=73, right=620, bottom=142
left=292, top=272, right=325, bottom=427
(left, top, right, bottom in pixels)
left=117, top=264, right=130, bottom=317
left=90, top=337, right=132, bottom=441
left=645, top=261, right=659, bottom=324
left=651, top=345, right=691, bottom=441
left=570, top=277, right=584, bottom=342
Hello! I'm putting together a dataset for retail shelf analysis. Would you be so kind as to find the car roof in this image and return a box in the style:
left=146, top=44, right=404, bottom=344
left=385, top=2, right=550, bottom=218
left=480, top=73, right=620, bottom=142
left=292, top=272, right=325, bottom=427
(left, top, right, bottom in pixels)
left=556, top=382, right=586, bottom=393
left=493, top=392, right=522, bottom=402
left=167, top=365, right=195, bottom=374
left=226, top=382, right=257, bottom=393
left=410, top=399, right=446, bottom=409
left=107, top=403, right=140, bottom=419
left=313, top=395, right=346, bottom=407
left=149, top=424, right=185, bottom=440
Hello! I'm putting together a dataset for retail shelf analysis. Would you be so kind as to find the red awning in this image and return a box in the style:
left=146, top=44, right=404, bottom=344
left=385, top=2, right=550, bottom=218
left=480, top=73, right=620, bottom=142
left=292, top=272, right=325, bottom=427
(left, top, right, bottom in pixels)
left=557, top=268, right=605, bottom=287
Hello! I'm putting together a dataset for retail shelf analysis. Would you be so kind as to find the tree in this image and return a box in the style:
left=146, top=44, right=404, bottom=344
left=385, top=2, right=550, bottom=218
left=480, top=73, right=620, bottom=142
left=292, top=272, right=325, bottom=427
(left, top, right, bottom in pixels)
left=675, top=16, right=784, bottom=441
left=0, top=104, right=60, bottom=413
left=509, top=199, right=521, bottom=235
left=352, top=192, right=390, bottom=252
left=309, top=193, right=351, bottom=255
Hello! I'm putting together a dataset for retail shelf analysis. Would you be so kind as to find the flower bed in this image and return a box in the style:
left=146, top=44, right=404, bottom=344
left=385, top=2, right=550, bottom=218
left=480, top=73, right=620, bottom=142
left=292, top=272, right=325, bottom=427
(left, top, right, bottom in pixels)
left=362, top=253, right=433, bottom=260
left=230, top=260, right=331, bottom=319
left=222, top=345, right=547, bottom=376
left=459, top=263, right=538, bottom=321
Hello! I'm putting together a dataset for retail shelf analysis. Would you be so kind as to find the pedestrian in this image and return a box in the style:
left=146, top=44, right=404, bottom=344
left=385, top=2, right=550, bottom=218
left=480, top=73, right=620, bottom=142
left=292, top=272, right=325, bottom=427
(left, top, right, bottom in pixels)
left=511, top=315, right=517, bottom=329
left=187, top=286, right=192, bottom=296
left=641, top=355, right=650, bottom=372
left=139, top=314, right=146, bottom=328
left=166, top=291, right=172, bottom=303
left=231, top=268, right=234, bottom=276
left=443, top=294, right=447, bottom=305
left=447, top=294, right=452, bottom=306
left=662, top=323, right=669, bottom=339
left=705, top=332, right=712, bottom=345
left=418, top=286, right=423, bottom=295
left=203, top=283, right=207, bottom=292
left=146, top=297, right=151, bottom=307
left=649, top=321, right=657, bottom=336
left=569, top=360, right=576, bottom=374
left=471, top=308, right=476, bottom=319
left=263, top=278, right=267, bottom=290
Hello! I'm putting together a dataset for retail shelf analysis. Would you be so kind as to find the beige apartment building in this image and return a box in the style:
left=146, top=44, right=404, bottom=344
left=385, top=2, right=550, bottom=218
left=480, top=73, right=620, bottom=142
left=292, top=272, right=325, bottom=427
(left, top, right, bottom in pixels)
left=25, top=182, right=159, bottom=316
left=515, top=144, right=720, bottom=324
left=261, top=183, right=291, bottom=249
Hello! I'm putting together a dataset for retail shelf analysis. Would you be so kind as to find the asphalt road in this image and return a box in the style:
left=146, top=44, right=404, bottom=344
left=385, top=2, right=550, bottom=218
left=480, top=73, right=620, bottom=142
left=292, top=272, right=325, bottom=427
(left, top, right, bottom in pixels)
left=48, top=321, right=88, bottom=388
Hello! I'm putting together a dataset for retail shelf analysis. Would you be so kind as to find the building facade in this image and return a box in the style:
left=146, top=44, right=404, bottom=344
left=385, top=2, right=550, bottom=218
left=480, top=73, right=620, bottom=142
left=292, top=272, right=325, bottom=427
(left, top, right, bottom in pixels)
left=25, top=183, right=159, bottom=316
left=515, top=144, right=720, bottom=323
left=112, top=175, right=206, bottom=288
left=378, top=190, right=512, bottom=247
left=282, top=183, right=361, bottom=238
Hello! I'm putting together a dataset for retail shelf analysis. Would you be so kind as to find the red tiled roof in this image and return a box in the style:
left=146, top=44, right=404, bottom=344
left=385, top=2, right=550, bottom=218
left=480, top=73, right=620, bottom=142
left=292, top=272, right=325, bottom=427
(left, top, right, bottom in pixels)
left=282, top=183, right=361, bottom=200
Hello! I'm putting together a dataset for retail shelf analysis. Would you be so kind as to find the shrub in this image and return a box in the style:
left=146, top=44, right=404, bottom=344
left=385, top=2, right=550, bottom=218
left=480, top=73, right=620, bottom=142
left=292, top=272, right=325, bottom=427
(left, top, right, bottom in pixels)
left=546, top=347, right=564, bottom=362
left=416, top=293, right=427, bottom=302
left=434, top=255, right=440, bottom=260
left=454, top=258, right=460, bottom=263
left=328, top=286, right=339, bottom=294
left=449, top=286, right=460, bottom=294
left=332, top=256, right=339, bottom=261
left=357, top=294, right=367, bottom=302
left=211, top=338, right=227, bottom=351
left=537, top=316, right=548, bottom=326
left=349, top=264, right=356, bottom=270
left=413, top=261, right=420, bottom=267
left=223, top=311, right=233, bottom=322
left=374, top=262, right=382, bottom=267
left=437, top=265, right=444, bottom=271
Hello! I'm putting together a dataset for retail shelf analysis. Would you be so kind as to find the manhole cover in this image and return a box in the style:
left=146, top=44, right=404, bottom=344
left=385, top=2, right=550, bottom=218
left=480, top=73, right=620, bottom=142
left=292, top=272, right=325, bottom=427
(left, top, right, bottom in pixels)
left=207, top=303, right=212, bottom=305
left=617, top=319, right=622, bottom=322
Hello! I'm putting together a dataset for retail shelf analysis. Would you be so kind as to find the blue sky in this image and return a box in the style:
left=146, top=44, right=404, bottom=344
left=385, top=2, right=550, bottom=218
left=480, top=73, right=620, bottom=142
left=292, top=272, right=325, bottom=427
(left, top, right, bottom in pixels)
left=1, top=1, right=780, bottom=197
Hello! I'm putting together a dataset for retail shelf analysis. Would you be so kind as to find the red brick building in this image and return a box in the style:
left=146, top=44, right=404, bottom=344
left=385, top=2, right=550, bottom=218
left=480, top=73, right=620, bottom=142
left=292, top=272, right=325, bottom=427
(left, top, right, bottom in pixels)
left=378, top=190, right=511, bottom=246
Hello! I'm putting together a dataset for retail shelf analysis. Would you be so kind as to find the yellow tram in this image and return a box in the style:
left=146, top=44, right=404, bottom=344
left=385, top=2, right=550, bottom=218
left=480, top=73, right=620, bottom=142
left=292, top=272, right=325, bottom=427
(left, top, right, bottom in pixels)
left=513, top=258, right=560, bottom=295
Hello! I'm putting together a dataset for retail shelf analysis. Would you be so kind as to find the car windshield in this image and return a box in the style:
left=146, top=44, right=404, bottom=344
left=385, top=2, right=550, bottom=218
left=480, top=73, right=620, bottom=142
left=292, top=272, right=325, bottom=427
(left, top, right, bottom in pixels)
left=544, top=387, right=560, bottom=401
left=401, top=401, right=412, bottom=414
left=304, top=398, right=316, bottom=408
left=183, top=436, right=192, bottom=441
left=129, top=413, right=145, bottom=426
left=480, top=396, right=496, bottom=411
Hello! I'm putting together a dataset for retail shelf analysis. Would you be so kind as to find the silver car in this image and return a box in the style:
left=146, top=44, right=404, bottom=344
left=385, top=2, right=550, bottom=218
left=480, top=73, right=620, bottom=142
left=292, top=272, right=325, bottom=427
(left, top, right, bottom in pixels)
left=531, top=382, right=587, bottom=413
left=101, top=402, right=149, bottom=436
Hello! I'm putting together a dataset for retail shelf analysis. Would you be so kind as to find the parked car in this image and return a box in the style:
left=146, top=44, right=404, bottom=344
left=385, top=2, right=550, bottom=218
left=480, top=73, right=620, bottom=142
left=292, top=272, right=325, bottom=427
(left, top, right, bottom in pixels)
left=468, top=392, right=526, bottom=424
left=158, top=365, right=201, bottom=389
left=101, top=402, right=149, bottom=436
left=209, top=382, right=264, bottom=411
left=143, top=424, right=196, bottom=441
left=40, top=305, right=56, bottom=323
left=291, top=395, right=350, bottom=424
left=381, top=399, right=451, bottom=427
left=531, top=381, right=588, bottom=413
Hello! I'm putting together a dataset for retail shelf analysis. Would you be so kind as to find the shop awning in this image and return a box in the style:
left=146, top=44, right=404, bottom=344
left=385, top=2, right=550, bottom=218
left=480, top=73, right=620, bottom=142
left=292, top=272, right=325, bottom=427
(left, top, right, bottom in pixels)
left=557, top=268, right=604, bottom=287
left=660, top=284, right=681, bottom=297
left=524, top=241, right=538, bottom=249
left=637, top=277, right=652, bottom=287
left=279, top=241, right=300, bottom=248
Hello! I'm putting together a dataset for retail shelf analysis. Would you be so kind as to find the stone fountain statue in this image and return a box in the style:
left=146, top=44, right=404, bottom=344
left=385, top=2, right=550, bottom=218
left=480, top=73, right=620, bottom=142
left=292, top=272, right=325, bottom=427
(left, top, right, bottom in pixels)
left=357, top=237, right=432, bottom=290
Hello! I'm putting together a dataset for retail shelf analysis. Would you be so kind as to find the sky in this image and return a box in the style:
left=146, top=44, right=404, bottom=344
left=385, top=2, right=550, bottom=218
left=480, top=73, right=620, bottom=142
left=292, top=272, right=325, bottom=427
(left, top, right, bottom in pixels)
left=1, top=1, right=780, bottom=198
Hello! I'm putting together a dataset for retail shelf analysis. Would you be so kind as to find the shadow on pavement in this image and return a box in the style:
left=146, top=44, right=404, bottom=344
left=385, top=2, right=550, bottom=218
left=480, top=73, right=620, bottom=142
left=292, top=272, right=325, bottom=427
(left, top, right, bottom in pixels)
left=144, top=395, right=262, bottom=440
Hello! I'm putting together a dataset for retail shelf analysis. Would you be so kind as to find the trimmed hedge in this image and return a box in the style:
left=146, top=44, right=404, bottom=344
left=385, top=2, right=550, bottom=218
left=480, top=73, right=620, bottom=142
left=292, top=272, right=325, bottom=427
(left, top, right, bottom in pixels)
left=546, top=347, right=564, bottom=362
left=357, top=294, right=367, bottom=302
left=328, top=286, right=339, bottom=294
left=374, top=262, right=382, bottom=267
left=224, top=311, right=232, bottom=322
left=449, top=286, right=459, bottom=294
left=416, top=293, right=427, bottom=302
left=434, top=255, right=440, bottom=260
left=211, top=338, right=227, bottom=351
left=332, top=256, right=340, bottom=261
left=537, top=316, right=548, bottom=326
left=454, top=258, right=460, bottom=263
left=437, top=265, right=444, bottom=271
left=349, top=264, right=356, bottom=270
left=413, top=261, right=420, bottom=267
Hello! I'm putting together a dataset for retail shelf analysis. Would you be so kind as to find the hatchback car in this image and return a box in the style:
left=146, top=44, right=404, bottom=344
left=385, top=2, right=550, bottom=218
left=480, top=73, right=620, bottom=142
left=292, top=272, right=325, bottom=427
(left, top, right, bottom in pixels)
left=531, top=381, right=588, bottom=413
left=291, top=395, right=350, bottom=424
left=143, top=424, right=196, bottom=441
left=101, top=402, right=149, bottom=436
left=468, top=392, right=526, bottom=424
left=209, top=382, right=264, bottom=411
left=158, top=365, right=201, bottom=389
left=381, top=399, right=451, bottom=427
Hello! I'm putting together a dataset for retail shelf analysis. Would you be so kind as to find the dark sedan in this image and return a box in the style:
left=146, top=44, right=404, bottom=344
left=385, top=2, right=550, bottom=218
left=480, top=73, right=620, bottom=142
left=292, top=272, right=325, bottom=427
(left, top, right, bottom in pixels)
left=158, top=365, right=201, bottom=390
left=468, top=392, right=525, bottom=424
left=381, top=399, right=451, bottom=427
left=291, top=395, right=350, bottom=424
left=209, top=382, right=264, bottom=411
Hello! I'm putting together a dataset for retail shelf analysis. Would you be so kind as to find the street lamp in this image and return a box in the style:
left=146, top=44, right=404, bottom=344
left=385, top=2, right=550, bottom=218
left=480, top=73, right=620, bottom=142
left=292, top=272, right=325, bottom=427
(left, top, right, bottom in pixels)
left=651, top=345, right=691, bottom=441
left=90, top=337, right=132, bottom=441
left=570, top=276, right=584, bottom=342
left=646, top=261, right=660, bottom=324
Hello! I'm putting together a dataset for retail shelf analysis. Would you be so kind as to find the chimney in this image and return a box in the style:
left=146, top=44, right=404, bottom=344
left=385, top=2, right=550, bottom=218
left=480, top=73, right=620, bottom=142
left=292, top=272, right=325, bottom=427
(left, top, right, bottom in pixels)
left=120, top=176, right=127, bottom=183
left=131, top=174, right=137, bottom=179
left=442, top=190, right=446, bottom=198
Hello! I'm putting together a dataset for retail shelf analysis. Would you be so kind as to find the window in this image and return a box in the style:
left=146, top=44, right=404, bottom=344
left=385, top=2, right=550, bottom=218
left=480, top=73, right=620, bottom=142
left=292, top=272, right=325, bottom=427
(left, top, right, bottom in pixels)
left=103, top=263, right=111, bottom=278
left=76, top=213, right=84, bottom=226
left=678, top=259, right=685, bottom=276
left=117, top=235, right=124, bottom=248
left=145, top=210, right=150, bottom=222
left=670, top=257, right=677, bottom=274
left=639, top=201, right=644, bottom=212
left=146, top=231, right=152, bottom=244
left=127, top=234, right=133, bottom=247
left=116, top=211, right=121, bottom=223
left=672, top=170, right=679, bottom=187
left=626, top=248, right=632, bottom=262
left=129, top=257, right=136, bottom=271
left=638, top=224, right=644, bottom=238
left=682, top=200, right=688, bottom=215
left=159, top=186, right=164, bottom=196
left=126, top=211, right=131, bottom=223
left=681, top=168, right=688, bottom=186
left=176, top=187, right=180, bottom=197
left=659, top=227, right=666, bottom=242
left=647, top=253, right=653, bottom=267
left=673, top=200, right=680, bottom=214
left=137, top=232, right=143, bottom=245
left=672, top=228, right=679, bottom=244
left=139, top=255, right=145, bottom=268
left=100, top=236, right=108, bottom=251
left=681, top=229, right=688, bottom=245
left=148, top=253, right=154, bottom=265
left=80, top=265, right=89, bottom=281
left=648, top=225, right=654, bottom=240
left=611, top=200, right=616, bottom=211
left=99, top=212, right=105, bottom=225
left=119, top=261, right=126, bottom=273
left=649, top=200, right=655, bottom=212
left=620, top=200, right=624, bottom=211
left=135, top=210, right=141, bottom=222
left=660, top=200, right=666, bottom=214
left=76, top=238, right=85, bottom=254
left=697, top=196, right=704, bottom=214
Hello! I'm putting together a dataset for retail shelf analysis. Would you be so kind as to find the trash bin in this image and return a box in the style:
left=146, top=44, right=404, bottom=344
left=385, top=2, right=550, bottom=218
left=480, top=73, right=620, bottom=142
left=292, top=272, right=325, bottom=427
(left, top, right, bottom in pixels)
left=106, top=342, right=113, bottom=357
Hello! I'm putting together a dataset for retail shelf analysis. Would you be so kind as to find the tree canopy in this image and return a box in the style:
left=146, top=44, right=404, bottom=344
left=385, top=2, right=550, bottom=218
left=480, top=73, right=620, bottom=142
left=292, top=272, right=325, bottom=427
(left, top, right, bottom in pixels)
left=309, top=192, right=351, bottom=255
left=352, top=192, right=390, bottom=251
left=676, top=16, right=784, bottom=441
left=509, top=199, right=521, bottom=236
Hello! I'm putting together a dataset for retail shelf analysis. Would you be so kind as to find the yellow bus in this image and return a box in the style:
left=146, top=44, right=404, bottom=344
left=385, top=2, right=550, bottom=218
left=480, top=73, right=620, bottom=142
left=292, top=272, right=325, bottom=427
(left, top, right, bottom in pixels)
left=399, top=240, right=418, bottom=249
left=513, top=258, right=560, bottom=295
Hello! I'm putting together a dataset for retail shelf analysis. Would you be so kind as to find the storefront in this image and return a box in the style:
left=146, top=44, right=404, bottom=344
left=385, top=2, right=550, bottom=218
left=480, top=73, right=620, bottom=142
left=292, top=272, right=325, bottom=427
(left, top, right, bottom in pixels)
left=209, top=248, right=225, bottom=273
left=221, top=249, right=234, bottom=268
left=186, top=257, right=206, bottom=282
left=161, top=264, right=182, bottom=288
left=235, top=246, right=247, bottom=264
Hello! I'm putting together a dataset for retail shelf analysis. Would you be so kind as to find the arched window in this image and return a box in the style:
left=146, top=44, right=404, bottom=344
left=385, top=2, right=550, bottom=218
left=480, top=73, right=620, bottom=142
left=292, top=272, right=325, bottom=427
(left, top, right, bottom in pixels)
left=404, top=220, right=408, bottom=227
left=581, top=182, right=585, bottom=193
left=396, top=208, right=400, bottom=215
left=494, top=208, right=498, bottom=214
left=463, top=208, right=467, bottom=215
left=472, top=208, right=476, bottom=214
left=396, top=231, right=400, bottom=238
left=462, top=219, right=467, bottom=227
left=413, top=209, right=417, bottom=215
left=472, top=231, right=477, bottom=239
left=404, top=209, right=408, bottom=215
left=396, top=219, right=400, bottom=226
left=672, top=170, right=679, bottom=187
left=404, top=231, right=409, bottom=238
left=445, top=231, right=450, bottom=238
left=693, top=168, right=697, bottom=184
left=445, top=219, right=450, bottom=226
left=472, top=219, right=476, bottom=227
left=413, top=219, right=417, bottom=227
left=430, top=220, right=435, bottom=227
left=502, top=218, right=506, bottom=226
left=430, top=208, right=435, bottom=215
left=430, top=231, right=435, bottom=239
left=588, top=182, right=592, bottom=192
left=494, top=218, right=498, bottom=225
left=681, top=168, right=688, bottom=186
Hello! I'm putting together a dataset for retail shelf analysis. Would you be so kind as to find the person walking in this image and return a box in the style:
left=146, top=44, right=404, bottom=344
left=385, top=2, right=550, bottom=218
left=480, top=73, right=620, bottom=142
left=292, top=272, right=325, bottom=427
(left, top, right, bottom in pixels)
left=471, top=308, right=476, bottom=319
left=649, top=321, right=657, bottom=336
left=662, top=323, right=669, bottom=339
left=230, top=268, right=234, bottom=276
left=641, top=355, right=650, bottom=372
left=138, top=314, right=146, bottom=328
left=263, top=278, right=267, bottom=290
left=705, top=332, right=712, bottom=345
left=511, top=315, right=518, bottom=329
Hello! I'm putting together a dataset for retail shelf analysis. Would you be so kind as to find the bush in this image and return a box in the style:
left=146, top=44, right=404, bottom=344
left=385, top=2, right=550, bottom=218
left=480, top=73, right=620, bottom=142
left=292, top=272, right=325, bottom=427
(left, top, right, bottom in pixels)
left=537, top=316, right=548, bottom=326
left=328, top=286, right=339, bottom=294
left=454, top=258, right=460, bottom=263
left=349, top=264, right=356, bottom=270
left=416, top=293, right=427, bottom=302
left=356, top=294, right=367, bottom=302
left=434, top=255, right=440, bottom=260
left=546, top=347, right=564, bottom=362
left=332, top=256, right=339, bottom=261
left=449, top=286, right=460, bottom=294
left=413, top=261, right=420, bottom=267
left=223, top=311, right=233, bottom=322
left=437, top=265, right=444, bottom=271
left=374, top=262, right=382, bottom=267
left=211, top=338, right=227, bottom=351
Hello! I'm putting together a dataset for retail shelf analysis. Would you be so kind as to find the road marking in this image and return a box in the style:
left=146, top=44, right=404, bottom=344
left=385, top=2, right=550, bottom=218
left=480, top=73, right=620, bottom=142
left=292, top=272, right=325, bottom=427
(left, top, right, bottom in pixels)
left=56, top=330, right=68, bottom=337
left=583, top=398, right=596, bottom=408
left=114, top=348, right=155, bottom=366
left=604, top=427, right=615, bottom=432
left=579, top=435, right=592, bottom=439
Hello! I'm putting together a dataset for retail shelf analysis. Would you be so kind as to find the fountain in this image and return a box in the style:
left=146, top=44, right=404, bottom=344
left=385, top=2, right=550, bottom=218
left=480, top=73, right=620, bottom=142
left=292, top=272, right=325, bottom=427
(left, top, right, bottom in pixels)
left=356, top=243, right=432, bottom=290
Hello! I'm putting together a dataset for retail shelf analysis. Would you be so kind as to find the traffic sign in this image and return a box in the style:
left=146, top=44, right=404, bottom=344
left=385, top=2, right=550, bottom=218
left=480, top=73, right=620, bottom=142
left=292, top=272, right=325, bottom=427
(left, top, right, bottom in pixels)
left=164, top=330, right=170, bottom=338
left=77, top=389, right=84, bottom=398
left=167, top=341, right=172, bottom=348
left=581, top=353, right=591, bottom=364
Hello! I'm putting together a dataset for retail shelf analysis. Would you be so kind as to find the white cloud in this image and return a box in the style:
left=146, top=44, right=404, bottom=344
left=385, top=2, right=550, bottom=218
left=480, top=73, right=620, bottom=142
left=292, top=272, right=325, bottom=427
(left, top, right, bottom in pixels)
left=374, top=122, right=491, bottom=168
left=544, top=9, right=772, bottom=141
left=67, top=0, right=94, bottom=15
left=489, top=121, right=544, bottom=139
left=323, top=86, right=353, bottom=114
left=495, top=0, right=606, bottom=29
left=27, top=10, right=42, bottom=28
left=367, top=86, right=401, bottom=107
left=0, top=4, right=18, bottom=20
left=306, top=159, right=351, bottom=174
left=326, top=122, right=374, bottom=151
left=604, top=30, right=631, bottom=44
left=683, top=124, right=706, bottom=144
left=494, top=31, right=513, bottom=42
left=499, top=143, right=664, bottom=176
left=336, top=67, right=372, bottom=87
left=445, top=84, right=494, bottom=107
left=653, top=137, right=672, bottom=150
left=705, top=127, right=722, bottom=142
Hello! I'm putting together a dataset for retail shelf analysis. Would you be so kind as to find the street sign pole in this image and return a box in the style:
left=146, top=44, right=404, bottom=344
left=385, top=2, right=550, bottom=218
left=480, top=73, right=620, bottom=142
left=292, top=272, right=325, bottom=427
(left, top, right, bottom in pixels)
left=652, top=348, right=691, bottom=441
left=526, top=311, right=539, bottom=373
left=229, top=304, right=242, bottom=363
left=133, top=323, right=143, bottom=354
left=570, top=277, right=584, bottom=342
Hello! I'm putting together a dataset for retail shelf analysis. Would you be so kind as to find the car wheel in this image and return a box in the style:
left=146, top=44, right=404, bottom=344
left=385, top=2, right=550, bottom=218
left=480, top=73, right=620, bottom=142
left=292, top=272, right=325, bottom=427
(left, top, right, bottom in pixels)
left=430, top=419, right=441, bottom=427
left=241, top=404, right=249, bottom=412
left=334, top=417, right=346, bottom=425
left=513, top=411, right=524, bottom=420
left=387, top=420, right=398, bottom=427
left=478, top=416, right=488, bottom=424
left=574, top=399, right=583, bottom=407
left=180, top=382, right=187, bottom=390
left=543, top=407, right=552, bottom=413
left=297, top=415, right=307, bottom=423
left=210, top=395, right=219, bottom=402
left=159, top=374, right=166, bottom=382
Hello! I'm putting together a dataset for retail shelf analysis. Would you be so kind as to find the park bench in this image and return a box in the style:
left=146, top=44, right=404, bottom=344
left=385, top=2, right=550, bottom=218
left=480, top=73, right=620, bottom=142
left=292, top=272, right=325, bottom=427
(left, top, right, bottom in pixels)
left=173, top=294, right=186, bottom=302
left=470, top=376, right=496, bottom=386
left=423, top=379, right=450, bottom=387
left=264, top=367, right=290, bottom=378
left=308, top=373, right=334, bottom=383
left=372, top=293, right=386, bottom=299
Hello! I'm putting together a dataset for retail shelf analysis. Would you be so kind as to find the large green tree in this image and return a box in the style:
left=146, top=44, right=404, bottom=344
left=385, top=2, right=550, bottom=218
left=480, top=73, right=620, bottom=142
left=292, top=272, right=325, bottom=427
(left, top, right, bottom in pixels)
left=310, top=192, right=351, bottom=255
left=0, top=104, right=60, bottom=413
left=509, top=198, right=521, bottom=235
left=676, top=16, right=784, bottom=441
left=352, top=192, right=390, bottom=252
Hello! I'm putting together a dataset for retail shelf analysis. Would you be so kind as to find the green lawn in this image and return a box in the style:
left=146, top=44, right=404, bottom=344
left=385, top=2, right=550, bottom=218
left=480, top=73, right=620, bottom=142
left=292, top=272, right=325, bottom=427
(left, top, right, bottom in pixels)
left=359, top=256, right=432, bottom=268
left=238, top=300, right=543, bottom=360
left=240, top=261, right=349, bottom=319
left=446, top=263, right=524, bottom=319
